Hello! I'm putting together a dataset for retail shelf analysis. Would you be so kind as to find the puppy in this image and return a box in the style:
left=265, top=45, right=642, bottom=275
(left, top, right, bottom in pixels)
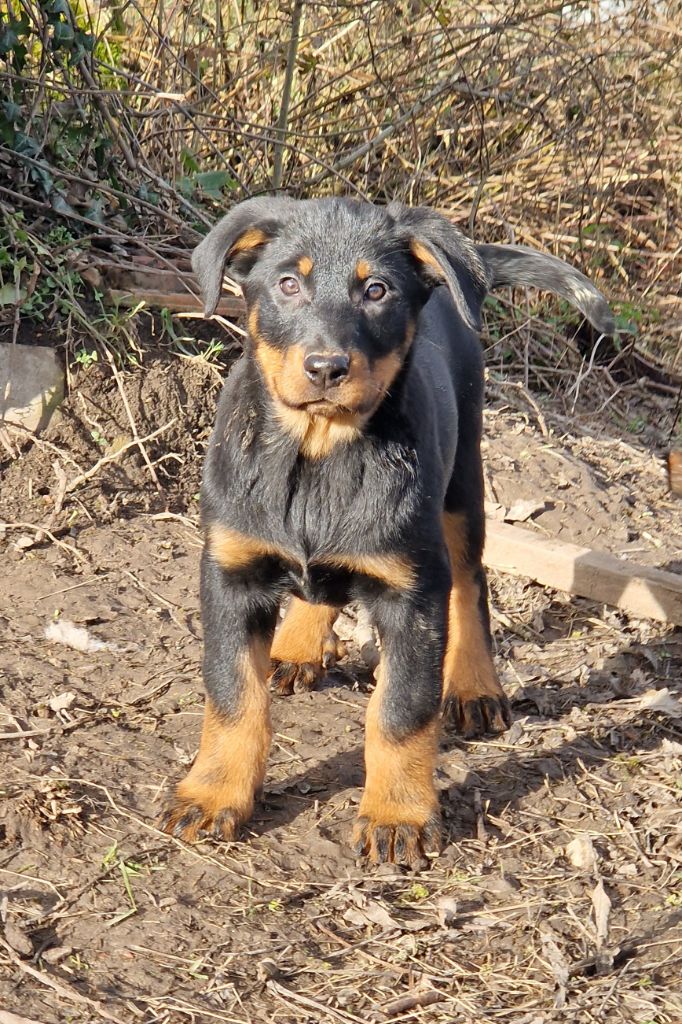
left=161, top=198, right=613, bottom=867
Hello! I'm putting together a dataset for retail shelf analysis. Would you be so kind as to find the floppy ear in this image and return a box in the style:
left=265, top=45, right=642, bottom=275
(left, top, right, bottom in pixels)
left=192, top=196, right=297, bottom=316
left=476, top=243, right=615, bottom=335
left=387, top=202, right=487, bottom=330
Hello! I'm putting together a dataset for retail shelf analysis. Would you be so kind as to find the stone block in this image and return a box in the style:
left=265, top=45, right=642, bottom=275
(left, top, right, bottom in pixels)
left=0, top=343, right=64, bottom=433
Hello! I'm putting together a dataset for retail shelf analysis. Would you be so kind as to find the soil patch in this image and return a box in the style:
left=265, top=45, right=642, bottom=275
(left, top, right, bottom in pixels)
left=1, top=349, right=681, bottom=1024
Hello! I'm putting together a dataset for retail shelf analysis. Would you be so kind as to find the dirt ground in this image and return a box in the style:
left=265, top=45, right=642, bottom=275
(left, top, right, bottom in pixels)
left=1, top=341, right=681, bottom=1024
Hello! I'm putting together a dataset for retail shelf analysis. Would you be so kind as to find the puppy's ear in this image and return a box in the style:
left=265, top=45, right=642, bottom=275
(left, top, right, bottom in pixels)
left=476, top=243, right=614, bottom=335
left=192, top=196, right=297, bottom=316
left=388, top=202, right=487, bottom=330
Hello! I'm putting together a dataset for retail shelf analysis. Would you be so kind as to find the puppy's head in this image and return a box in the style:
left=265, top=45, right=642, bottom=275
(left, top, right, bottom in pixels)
left=193, top=197, right=486, bottom=443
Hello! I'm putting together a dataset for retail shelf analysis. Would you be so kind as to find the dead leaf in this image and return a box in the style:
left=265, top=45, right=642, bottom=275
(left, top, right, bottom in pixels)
left=504, top=499, right=547, bottom=523
left=0, top=1012, right=49, bottom=1024
left=637, top=688, right=682, bottom=719
left=630, top=667, right=650, bottom=688
left=40, top=944, right=72, bottom=964
left=565, top=834, right=598, bottom=872
left=592, top=879, right=611, bottom=947
left=541, top=930, right=568, bottom=1008
left=48, top=692, right=76, bottom=714
left=80, top=266, right=102, bottom=289
left=480, top=875, right=519, bottom=896
left=344, top=900, right=399, bottom=932
left=3, top=921, right=32, bottom=957
left=344, top=899, right=430, bottom=934
left=462, top=915, right=512, bottom=932
left=256, top=958, right=282, bottom=982
left=436, top=896, right=458, bottom=926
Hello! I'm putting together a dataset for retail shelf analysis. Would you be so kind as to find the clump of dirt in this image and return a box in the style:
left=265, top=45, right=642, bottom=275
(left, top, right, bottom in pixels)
left=482, top=406, right=681, bottom=568
left=0, top=353, right=223, bottom=526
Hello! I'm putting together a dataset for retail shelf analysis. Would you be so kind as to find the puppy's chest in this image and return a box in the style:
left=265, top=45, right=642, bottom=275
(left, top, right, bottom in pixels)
left=279, top=440, right=418, bottom=553
left=215, top=434, right=421, bottom=601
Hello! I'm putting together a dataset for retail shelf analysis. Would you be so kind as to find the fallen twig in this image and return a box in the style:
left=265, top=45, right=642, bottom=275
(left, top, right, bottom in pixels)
left=381, top=989, right=446, bottom=1018
left=64, top=419, right=177, bottom=493
left=104, top=349, right=163, bottom=494
left=0, top=521, right=85, bottom=562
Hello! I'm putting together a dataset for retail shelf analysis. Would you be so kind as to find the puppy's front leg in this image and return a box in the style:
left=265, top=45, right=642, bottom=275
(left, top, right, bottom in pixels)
left=161, top=549, right=278, bottom=842
left=354, top=566, right=449, bottom=869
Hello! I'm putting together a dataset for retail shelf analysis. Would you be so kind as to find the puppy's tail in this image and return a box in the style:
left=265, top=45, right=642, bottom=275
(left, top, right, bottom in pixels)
left=477, top=243, right=615, bottom=336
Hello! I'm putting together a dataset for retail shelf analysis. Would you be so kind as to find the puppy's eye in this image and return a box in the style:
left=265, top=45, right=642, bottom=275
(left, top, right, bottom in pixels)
left=364, top=281, right=387, bottom=302
left=279, top=277, right=300, bottom=296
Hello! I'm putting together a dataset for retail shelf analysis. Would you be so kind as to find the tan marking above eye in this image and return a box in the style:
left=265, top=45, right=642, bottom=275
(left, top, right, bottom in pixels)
left=356, top=259, right=372, bottom=281
left=297, top=255, right=313, bottom=276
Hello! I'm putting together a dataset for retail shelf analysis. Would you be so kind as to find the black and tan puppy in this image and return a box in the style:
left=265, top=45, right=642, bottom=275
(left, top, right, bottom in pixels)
left=161, top=197, right=613, bottom=867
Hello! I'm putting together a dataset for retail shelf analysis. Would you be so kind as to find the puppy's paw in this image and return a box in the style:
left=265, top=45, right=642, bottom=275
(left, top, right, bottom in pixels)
left=353, top=813, right=441, bottom=870
left=269, top=599, right=344, bottom=696
left=270, top=638, right=345, bottom=696
left=442, top=691, right=512, bottom=738
left=160, top=797, right=242, bottom=844
left=270, top=659, right=323, bottom=696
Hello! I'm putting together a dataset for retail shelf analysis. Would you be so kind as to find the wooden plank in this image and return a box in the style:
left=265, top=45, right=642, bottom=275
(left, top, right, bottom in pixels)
left=484, top=519, right=682, bottom=626
left=105, top=288, right=245, bottom=317
left=668, top=450, right=682, bottom=496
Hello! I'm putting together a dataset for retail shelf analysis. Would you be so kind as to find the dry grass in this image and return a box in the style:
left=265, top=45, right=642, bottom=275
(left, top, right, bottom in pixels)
left=1, top=1, right=681, bottom=385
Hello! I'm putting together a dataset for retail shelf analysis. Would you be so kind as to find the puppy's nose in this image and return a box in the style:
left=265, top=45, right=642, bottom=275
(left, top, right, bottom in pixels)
left=303, top=352, right=350, bottom=388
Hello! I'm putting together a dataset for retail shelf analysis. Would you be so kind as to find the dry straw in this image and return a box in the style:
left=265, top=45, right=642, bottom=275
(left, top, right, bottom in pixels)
left=0, top=1, right=680, bottom=389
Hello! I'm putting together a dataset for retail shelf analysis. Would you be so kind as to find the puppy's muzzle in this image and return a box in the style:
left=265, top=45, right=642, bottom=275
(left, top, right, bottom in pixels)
left=303, top=351, right=350, bottom=390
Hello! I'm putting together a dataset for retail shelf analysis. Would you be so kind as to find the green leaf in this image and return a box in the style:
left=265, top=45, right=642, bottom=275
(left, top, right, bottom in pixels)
left=195, top=169, right=233, bottom=196
left=137, top=184, right=160, bottom=206
left=13, top=132, right=39, bottom=157
left=30, top=164, right=55, bottom=194
left=51, top=192, right=78, bottom=218
left=84, top=197, right=106, bottom=223
left=0, top=282, right=25, bottom=305
left=94, top=138, right=112, bottom=175
left=9, top=43, right=28, bottom=73
left=44, top=0, right=72, bottom=17
left=0, top=24, right=20, bottom=54
left=52, top=20, right=75, bottom=49
left=1, top=100, right=21, bottom=124
left=180, top=148, right=200, bottom=175
left=178, top=176, right=196, bottom=198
